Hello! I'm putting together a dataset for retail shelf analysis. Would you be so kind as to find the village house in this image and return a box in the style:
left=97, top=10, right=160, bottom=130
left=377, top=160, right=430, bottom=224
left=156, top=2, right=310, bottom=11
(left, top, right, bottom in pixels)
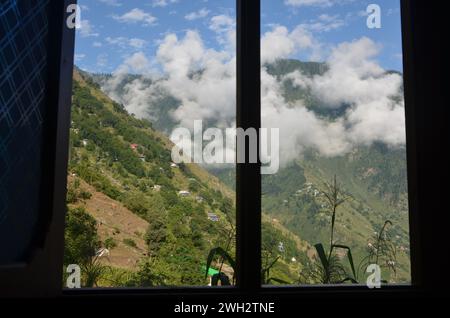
left=179, top=190, right=190, bottom=197
left=207, top=212, right=219, bottom=222
left=130, top=143, right=139, bottom=151
left=95, top=248, right=110, bottom=258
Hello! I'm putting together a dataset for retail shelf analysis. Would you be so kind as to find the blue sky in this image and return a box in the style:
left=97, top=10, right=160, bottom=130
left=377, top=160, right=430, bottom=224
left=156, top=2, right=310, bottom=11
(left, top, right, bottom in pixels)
left=75, top=0, right=403, bottom=73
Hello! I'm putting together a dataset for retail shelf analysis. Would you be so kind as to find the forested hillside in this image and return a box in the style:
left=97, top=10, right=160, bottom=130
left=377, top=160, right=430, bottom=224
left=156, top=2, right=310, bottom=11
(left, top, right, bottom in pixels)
left=70, top=56, right=411, bottom=286
left=64, top=69, right=305, bottom=287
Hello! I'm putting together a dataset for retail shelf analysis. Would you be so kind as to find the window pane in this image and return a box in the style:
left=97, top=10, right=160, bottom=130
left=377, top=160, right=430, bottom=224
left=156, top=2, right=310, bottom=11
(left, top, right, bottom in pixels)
left=261, top=0, right=410, bottom=285
left=65, top=0, right=236, bottom=288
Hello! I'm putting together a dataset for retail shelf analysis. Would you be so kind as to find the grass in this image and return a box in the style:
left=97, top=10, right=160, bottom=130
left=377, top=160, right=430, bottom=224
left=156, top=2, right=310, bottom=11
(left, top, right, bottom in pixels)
left=123, top=238, right=137, bottom=249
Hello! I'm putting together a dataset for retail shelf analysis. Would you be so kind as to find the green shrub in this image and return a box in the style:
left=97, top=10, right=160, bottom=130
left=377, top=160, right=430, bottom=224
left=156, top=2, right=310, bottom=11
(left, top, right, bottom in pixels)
left=104, top=237, right=117, bottom=249
left=145, top=216, right=167, bottom=256
left=64, top=206, right=100, bottom=266
left=123, top=238, right=137, bottom=248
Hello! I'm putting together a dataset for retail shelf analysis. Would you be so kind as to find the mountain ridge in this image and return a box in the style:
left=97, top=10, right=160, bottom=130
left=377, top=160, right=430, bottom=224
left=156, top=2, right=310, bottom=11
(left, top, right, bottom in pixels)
left=72, top=57, right=411, bottom=284
left=66, top=67, right=307, bottom=286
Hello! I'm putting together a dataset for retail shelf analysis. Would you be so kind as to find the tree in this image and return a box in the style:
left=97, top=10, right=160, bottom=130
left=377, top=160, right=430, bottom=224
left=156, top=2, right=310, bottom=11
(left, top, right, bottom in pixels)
left=127, top=260, right=166, bottom=287
left=64, top=207, right=106, bottom=287
left=145, top=214, right=168, bottom=256
left=64, top=207, right=99, bottom=266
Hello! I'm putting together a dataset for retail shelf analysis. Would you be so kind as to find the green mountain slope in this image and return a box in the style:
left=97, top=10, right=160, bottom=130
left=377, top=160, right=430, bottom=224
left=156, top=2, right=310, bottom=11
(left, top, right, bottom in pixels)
left=80, top=57, right=411, bottom=284
left=262, top=148, right=411, bottom=282
left=265, top=60, right=410, bottom=282
left=65, top=68, right=305, bottom=287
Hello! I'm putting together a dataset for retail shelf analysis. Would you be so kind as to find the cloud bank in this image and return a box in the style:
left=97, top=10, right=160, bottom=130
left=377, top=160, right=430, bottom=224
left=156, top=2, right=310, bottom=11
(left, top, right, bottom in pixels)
left=100, top=21, right=405, bottom=167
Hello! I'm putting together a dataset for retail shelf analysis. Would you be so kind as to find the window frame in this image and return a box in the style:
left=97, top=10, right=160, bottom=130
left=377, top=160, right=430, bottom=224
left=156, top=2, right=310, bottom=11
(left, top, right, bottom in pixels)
left=1, top=0, right=448, bottom=300
left=61, top=0, right=427, bottom=296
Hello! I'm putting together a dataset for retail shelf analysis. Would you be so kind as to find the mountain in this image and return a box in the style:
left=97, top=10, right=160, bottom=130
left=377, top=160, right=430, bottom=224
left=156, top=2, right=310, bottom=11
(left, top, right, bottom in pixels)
left=261, top=146, right=411, bottom=282
left=65, top=68, right=306, bottom=287
left=265, top=60, right=410, bottom=282
left=79, top=57, right=411, bottom=284
left=84, top=70, right=180, bottom=133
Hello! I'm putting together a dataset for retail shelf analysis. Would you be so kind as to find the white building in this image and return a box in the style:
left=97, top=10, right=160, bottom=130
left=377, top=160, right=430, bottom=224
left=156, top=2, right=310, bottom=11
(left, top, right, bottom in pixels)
left=207, top=213, right=219, bottom=222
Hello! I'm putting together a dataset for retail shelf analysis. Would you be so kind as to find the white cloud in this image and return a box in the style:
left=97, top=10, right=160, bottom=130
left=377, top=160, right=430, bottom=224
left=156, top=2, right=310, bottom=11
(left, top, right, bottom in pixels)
left=102, top=30, right=235, bottom=129
left=106, top=37, right=147, bottom=49
left=113, top=8, right=157, bottom=26
left=209, top=15, right=236, bottom=52
left=98, top=0, right=122, bottom=6
left=75, top=53, right=86, bottom=62
left=101, top=27, right=405, bottom=166
left=285, top=0, right=334, bottom=7
left=152, top=0, right=178, bottom=7
left=275, top=37, right=406, bottom=157
left=129, top=38, right=147, bottom=49
left=299, top=14, right=346, bottom=32
left=157, top=31, right=236, bottom=129
left=93, top=41, right=103, bottom=47
left=100, top=52, right=155, bottom=115
left=185, top=8, right=210, bottom=21
left=209, top=15, right=234, bottom=33
left=97, top=53, right=108, bottom=67
left=261, top=25, right=322, bottom=63
left=261, top=26, right=296, bottom=64
left=307, top=37, right=400, bottom=107
left=78, top=19, right=99, bottom=38
left=285, top=0, right=353, bottom=7
left=346, top=99, right=406, bottom=147
left=124, top=52, right=152, bottom=73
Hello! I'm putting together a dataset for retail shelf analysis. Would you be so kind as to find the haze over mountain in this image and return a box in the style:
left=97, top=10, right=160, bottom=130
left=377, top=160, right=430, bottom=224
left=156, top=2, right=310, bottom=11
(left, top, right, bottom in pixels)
left=78, top=50, right=411, bottom=282
left=66, top=68, right=310, bottom=286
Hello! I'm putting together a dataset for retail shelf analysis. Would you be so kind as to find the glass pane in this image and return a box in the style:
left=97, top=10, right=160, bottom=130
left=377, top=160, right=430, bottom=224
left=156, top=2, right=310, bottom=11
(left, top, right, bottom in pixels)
left=65, top=0, right=236, bottom=288
left=261, top=0, right=410, bottom=285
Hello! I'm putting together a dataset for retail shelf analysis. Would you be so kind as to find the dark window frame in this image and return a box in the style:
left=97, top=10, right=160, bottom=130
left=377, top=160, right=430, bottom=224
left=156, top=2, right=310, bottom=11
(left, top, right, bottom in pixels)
left=61, top=0, right=441, bottom=298
left=1, top=0, right=449, bottom=300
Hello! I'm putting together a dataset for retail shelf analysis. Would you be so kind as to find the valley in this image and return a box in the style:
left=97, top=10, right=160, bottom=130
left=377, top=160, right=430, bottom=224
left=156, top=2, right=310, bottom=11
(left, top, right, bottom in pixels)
left=65, top=57, right=411, bottom=286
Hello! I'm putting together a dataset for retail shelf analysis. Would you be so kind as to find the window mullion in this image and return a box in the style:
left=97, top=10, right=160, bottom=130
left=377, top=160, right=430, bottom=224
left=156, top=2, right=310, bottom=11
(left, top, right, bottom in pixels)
left=236, top=0, right=262, bottom=292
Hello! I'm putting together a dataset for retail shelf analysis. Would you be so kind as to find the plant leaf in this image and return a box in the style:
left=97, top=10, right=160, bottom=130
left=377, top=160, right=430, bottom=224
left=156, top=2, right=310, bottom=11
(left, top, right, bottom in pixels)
left=211, top=273, right=231, bottom=286
left=314, top=243, right=329, bottom=269
left=267, top=277, right=291, bottom=285
left=205, top=247, right=236, bottom=278
left=339, top=277, right=358, bottom=284
left=332, top=244, right=357, bottom=282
